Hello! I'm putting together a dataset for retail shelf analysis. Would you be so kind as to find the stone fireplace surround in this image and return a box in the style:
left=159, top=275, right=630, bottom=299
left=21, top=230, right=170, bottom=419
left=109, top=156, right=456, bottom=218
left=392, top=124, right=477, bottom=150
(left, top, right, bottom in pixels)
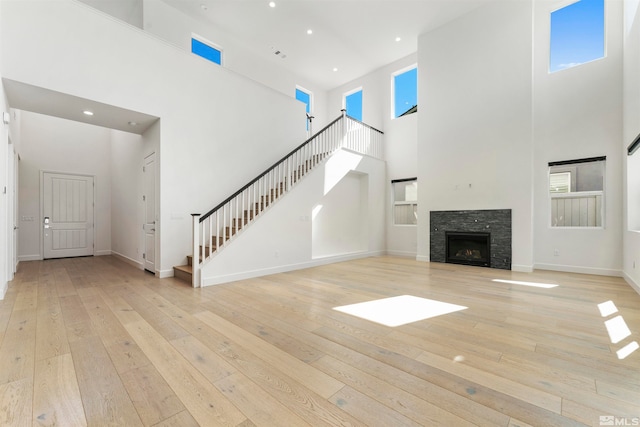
left=430, top=209, right=512, bottom=270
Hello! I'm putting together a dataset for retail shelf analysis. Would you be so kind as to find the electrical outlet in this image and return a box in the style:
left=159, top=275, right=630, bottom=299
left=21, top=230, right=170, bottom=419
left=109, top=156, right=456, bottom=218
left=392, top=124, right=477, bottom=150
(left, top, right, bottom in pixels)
left=553, top=249, right=560, bottom=256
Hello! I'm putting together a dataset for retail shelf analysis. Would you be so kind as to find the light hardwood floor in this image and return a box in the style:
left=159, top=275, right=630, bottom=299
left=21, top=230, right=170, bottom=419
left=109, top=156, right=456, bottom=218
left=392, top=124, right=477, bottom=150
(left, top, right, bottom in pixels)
left=0, top=255, right=639, bottom=426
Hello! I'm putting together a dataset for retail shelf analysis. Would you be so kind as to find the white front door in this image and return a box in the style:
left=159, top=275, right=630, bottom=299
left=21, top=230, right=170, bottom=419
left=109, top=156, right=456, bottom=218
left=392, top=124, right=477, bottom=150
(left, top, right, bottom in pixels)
left=43, top=172, right=94, bottom=259
left=143, top=153, right=156, bottom=273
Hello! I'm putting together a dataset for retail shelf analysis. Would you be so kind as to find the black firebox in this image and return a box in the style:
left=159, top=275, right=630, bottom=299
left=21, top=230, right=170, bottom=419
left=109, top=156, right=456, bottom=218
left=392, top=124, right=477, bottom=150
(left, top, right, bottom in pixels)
left=445, top=231, right=491, bottom=268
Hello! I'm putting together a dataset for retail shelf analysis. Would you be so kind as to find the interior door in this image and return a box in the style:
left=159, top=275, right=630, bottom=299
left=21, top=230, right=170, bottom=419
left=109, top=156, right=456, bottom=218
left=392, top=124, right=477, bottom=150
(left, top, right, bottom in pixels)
left=43, top=172, right=94, bottom=259
left=143, top=153, right=156, bottom=273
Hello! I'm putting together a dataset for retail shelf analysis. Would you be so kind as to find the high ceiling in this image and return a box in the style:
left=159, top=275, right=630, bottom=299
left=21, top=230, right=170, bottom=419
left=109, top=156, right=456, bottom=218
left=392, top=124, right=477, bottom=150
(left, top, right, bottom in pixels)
left=162, top=0, right=495, bottom=90
left=4, top=0, right=495, bottom=134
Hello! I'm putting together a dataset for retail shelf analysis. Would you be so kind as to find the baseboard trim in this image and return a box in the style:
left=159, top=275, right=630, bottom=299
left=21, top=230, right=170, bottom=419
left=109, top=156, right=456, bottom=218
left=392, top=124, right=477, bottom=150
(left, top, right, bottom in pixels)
left=0, top=281, right=7, bottom=300
left=158, top=269, right=174, bottom=279
left=416, top=255, right=429, bottom=262
left=95, top=250, right=112, bottom=257
left=110, top=251, right=143, bottom=270
left=623, top=272, right=640, bottom=296
left=386, top=250, right=417, bottom=258
left=202, top=251, right=384, bottom=287
left=18, top=254, right=42, bottom=262
left=512, top=264, right=534, bottom=273
left=534, top=263, right=623, bottom=277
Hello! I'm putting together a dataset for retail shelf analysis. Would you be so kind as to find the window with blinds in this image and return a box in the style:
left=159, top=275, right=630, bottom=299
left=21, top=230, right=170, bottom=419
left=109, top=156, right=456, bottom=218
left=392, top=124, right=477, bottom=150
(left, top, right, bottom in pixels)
left=550, top=172, right=571, bottom=193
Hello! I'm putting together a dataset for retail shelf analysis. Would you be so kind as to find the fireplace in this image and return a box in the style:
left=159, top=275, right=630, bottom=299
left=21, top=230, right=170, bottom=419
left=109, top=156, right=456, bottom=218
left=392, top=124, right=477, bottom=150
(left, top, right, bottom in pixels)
left=445, top=231, right=491, bottom=267
left=430, top=209, right=511, bottom=270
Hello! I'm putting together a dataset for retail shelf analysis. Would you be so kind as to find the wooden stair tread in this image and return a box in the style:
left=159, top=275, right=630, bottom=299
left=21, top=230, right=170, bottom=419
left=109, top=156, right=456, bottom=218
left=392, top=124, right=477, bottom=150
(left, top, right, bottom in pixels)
left=174, top=264, right=192, bottom=273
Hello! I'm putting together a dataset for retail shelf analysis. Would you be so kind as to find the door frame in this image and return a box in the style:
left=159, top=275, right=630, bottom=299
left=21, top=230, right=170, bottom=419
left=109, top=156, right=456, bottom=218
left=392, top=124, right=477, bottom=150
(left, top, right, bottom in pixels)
left=40, top=170, right=96, bottom=260
left=9, top=145, right=18, bottom=278
left=143, top=152, right=157, bottom=274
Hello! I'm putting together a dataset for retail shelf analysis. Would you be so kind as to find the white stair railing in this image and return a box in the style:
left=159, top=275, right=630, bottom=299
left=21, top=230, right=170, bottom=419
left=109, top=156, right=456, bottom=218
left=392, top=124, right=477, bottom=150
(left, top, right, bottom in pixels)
left=190, top=111, right=384, bottom=287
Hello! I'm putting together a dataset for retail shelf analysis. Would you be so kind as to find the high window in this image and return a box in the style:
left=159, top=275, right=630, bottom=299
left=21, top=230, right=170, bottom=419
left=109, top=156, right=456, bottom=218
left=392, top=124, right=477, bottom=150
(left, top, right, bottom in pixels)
left=192, top=35, right=222, bottom=65
left=549, top=0, right=605, bottom=73
left=295, top=87, right=312, bottom=130
left=392, top=178, right=418, bottom=225
left=392, top=66, right=417, bottom=118
left=549, top=157, right=605, bottom=227
left=344, top=88, right=363, bottom=121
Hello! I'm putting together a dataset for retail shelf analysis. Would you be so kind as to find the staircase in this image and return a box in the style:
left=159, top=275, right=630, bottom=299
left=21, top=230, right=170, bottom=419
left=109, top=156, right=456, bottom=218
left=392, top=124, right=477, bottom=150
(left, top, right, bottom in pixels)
left=173, top=111, right=384, bottom=286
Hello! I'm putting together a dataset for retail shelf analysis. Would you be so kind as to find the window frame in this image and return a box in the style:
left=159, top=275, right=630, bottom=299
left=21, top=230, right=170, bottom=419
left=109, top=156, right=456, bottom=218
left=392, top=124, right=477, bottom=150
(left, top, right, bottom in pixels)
left=391, top=65, right=418, bottom=119
left=343, top=87, right=363, bottom=122
left=549, top=0, right=605, bottom=73
left=295, top=86, right=313, bottom=115
left=295, top=86, right=313, bottom=131
left=191, top=33, right=223, bottom=66
left=548, top=157, right=606, bottom=229
left=392, top=178, right=418, bottom=226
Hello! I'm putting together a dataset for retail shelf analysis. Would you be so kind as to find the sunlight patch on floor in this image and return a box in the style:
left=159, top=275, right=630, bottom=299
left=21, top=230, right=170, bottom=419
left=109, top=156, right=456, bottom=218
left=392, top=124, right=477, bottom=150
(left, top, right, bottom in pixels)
left=604, top=316, right=632, bottom=344
left=491, top=279, right=558, bottom=289
left=617, top=341, right=639, bottom=360
left=597, top=300, right=638, bottom=359
left=333, top=295, right=467, bottom=327
left=597, top=300, right=618, bottom=317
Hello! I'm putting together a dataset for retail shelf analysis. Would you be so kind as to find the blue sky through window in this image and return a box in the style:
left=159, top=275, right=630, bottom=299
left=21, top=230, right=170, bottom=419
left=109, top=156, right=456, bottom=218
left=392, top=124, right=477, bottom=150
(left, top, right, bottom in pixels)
left=296, top=88, right=311, bottom=130
left=394, top=67, right=417, bottom=118
left=295, top=88, right=311, bottom=113
left=345, top=90, right=363, bottom=121
left=550, top=0, right=604, bottom=72
left=192, top=37, right=222, bottom=65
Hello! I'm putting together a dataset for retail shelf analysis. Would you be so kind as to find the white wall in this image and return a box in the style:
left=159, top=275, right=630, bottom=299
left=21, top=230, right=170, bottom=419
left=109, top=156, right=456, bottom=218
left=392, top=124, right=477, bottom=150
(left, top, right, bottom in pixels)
left=533, top=0, right=623, bottom=276
left=1, top=0, right=307, bottom=276
left=200, top=149, right=386, bottom=286
left=17, top=111, right=113, bottom=260
left=313, top=171, right=368, bottom=258
left=623, top=0, right=640, bottom=293
left=142, top=0, right=330, bottom=129
left=110, top=129, right=144, bottom=267
left=327, top=53, right=419, bottom=258
left=417, top=1, right=534, bottom=271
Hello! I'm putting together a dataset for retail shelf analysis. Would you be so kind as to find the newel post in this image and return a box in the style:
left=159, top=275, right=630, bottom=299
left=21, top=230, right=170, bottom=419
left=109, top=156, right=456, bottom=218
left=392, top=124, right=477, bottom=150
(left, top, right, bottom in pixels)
left=191, top=213, right=200, bottom=288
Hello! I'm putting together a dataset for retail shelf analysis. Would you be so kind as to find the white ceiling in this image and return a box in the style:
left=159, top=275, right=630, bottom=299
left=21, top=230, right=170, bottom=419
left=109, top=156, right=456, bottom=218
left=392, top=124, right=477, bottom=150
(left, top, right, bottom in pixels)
left=3, top=79, right=159, bottom=135
left=163, top=0, right=495, bottom=90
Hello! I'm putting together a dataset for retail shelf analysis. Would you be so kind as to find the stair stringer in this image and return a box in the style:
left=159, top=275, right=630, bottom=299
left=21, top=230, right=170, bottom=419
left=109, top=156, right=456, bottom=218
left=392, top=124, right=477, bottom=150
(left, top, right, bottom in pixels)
left=199, top=148, right=386, bottom=286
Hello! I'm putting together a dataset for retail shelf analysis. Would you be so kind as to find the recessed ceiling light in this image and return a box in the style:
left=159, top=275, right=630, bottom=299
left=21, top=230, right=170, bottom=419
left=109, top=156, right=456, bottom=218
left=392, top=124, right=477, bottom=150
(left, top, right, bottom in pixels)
left=128, top=121, right=138, bottom=126
left=395, top=37, right=402, bottom=42
left=333, top=67, right=338, bottom=72
left=269, top=1, right=276, bottom=7
left=307, top=29, right=313, bottom=35
left=83, top=110, right=94, bottom=116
